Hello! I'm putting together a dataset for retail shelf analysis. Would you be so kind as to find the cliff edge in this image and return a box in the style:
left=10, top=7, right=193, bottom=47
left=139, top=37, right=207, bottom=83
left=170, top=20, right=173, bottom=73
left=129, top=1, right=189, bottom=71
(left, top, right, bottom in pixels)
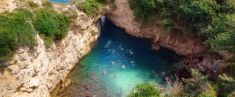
left=106, top=0, right=207, bottom=56
left=0, top=2, right=99, bottom=97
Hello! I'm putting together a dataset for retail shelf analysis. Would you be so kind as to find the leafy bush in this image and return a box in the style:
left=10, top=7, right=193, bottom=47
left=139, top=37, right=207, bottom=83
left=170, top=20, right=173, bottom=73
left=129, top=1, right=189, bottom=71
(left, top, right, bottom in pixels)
left=128, top=0, right=235, bottom=64
left=0, top=9, right=36, bottom=62
left=77, top=0, right=107, bottom=16
left=219, top=0, right=235, bottom=13
left=33, top=8, right=71, bottom=47
left=177, top=0, right=218, bottom=24
left=160, top=18, right=174, bottom=32
left=198, top=84, right=217, bottom=97
left=216, top=74, right=235, bottom=97
left=129, top=0, right=162, bottom=25
left=181, top=69, right=211, bottom=97
left=128, top=83, right=161, bottom=97
left=205, top=15, right=235, bottom=53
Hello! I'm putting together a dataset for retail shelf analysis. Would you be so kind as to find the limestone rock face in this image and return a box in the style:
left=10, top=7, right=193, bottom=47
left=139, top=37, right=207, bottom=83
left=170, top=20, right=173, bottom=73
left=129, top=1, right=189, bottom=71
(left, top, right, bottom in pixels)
left=0, top=4, right=99, bottom=97
left=106, top=0, right=207, bottom=56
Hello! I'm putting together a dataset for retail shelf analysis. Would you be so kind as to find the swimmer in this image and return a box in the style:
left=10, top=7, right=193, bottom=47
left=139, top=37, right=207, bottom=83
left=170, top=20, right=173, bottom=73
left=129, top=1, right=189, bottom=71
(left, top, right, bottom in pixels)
left=128, top=50, right=134, bottom=55
left=131, top=61, right=134, bottom=64
left=112, top=61, right=116, bottom=65
left=105, top=40, right=111, bottom=48
left=118, top=45, right=124, bottom=50
left=161, top=72, right=166, bottom=76
left=130, top=61, right=135, bottom=67
left=112, top=50, right=117, bottom=54
left=122, top=64, right=126, bottom=69
left=101, top=16, right=105, bottom=25
left=103, top=70, right=107, bottom=74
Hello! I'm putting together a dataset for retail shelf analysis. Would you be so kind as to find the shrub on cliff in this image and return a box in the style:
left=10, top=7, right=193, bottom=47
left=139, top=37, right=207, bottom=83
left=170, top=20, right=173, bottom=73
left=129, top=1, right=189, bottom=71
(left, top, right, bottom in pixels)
left=198, top=83, right=217, bottom=97
left=0, top=9, right=36, bottom=62
left=33, top=8, right=71, bottom=47
left=218, top=0, right=235, bottom=13
left=128, top=83, right=161, bottom=97
left=204, top=14, right=235, bottom=53
left=76, top=0, right=107, bottom=16
left=177, top=0, right=218, bottom=25
left=128, top=0, right=235, bottom=63
left=215, top=74, right=235, bottom=97
left=129, top=0, right=163, bottom=25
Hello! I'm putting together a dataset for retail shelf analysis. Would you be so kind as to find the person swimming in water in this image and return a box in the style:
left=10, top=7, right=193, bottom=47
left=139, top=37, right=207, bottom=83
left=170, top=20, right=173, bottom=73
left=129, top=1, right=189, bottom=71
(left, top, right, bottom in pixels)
left=128, top=49, right=134, bottom=55
left=131, top=61, right=135, bottom=67
left=103, top=70, right=107, bottom=74
left=112, top=61, right=116, bottom=66
left=105, top=40, right=111, bottom=48
left=122, top=64, right=126, bottom=69
left=118, top=44, right=124, bottom=50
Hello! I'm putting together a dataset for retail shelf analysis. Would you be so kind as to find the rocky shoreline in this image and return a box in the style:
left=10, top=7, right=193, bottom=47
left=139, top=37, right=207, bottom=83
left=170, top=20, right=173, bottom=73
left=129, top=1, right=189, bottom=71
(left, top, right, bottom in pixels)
left=0, top=0, right=229, bottom=97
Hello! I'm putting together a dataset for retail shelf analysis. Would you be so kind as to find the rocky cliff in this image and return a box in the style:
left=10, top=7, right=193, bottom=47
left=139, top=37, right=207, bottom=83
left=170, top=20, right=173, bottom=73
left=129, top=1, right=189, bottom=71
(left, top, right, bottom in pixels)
left=106, top=0, right=207, bottom=56
left=106, top=0, right=228, bottom=74
left=0, top=3, right=99, bottom=97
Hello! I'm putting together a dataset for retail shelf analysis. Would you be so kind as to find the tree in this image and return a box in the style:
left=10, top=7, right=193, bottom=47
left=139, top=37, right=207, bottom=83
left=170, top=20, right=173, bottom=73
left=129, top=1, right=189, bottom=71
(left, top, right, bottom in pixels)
left=128, top=83, right=161, bottom=97
left=205, top=15, right=235, bottom=53
left=128, top=0, right=163, bottom=25
left=177, top=0, right=218, bottom=25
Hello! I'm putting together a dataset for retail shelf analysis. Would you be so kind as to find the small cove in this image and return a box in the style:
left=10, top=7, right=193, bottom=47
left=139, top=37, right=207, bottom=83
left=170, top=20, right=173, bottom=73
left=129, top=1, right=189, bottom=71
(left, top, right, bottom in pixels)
left=58, top=18, right=181, bottom=97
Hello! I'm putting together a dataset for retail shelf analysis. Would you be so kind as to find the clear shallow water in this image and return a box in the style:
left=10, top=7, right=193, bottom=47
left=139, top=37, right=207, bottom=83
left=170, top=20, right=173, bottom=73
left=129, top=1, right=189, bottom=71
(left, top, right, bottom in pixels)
left=63, top=18, right=180, bottom=97
left=49, top=0, right=70, bottom=3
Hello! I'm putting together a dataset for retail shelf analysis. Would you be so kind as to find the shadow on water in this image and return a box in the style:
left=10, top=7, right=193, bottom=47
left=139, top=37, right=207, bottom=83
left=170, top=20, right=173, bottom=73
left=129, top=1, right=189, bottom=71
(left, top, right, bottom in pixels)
left=57, top=18, right=182, bottom=97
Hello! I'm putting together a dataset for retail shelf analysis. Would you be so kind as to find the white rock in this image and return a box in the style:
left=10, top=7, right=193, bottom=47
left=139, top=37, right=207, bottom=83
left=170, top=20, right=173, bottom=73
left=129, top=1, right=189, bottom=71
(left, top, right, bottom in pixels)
left=29, top=78, right=40, bottom=88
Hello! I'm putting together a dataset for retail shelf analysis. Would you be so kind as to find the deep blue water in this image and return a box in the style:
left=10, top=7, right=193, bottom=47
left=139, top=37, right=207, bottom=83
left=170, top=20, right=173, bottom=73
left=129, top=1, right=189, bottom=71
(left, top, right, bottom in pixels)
left=64, top=18, right=180, bottom=97
left=49, top=0, right=70, bottom=3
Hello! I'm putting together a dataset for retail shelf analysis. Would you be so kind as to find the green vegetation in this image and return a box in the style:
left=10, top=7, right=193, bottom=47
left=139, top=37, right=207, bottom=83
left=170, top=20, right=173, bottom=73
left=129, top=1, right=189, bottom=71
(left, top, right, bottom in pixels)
left=128, top=69, right=218, bottom=97
left=33, top=8, right=71, bottom=47
left=128, top=0, right=235, bottom=54
left=128, top=83, right=161, bottom=97
left=215, top=74, right=235, bottom=97
left=0, top=9, right=36, bottom=63
left=128, top=2, right=235, bottom=96
left=76, top=0, right=107, bottom=16
left=0, top=7, right=71, bottom=63
left=129, top=0, right=162, bottom=25
left=181, top=69, right=217, bottom=97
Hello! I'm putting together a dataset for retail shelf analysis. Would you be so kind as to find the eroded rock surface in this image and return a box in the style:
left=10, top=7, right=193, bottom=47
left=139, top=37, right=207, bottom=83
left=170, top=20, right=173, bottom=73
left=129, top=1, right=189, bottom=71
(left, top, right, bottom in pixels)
left=0, top=3, right=99, bottom=97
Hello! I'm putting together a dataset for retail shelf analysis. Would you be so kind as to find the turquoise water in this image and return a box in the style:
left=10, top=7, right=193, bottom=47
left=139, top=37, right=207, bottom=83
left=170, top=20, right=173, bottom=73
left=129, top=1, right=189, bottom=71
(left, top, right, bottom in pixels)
left=65, top=18, right=180, bottom=97
left=49, top=0, right=70, bottom=3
